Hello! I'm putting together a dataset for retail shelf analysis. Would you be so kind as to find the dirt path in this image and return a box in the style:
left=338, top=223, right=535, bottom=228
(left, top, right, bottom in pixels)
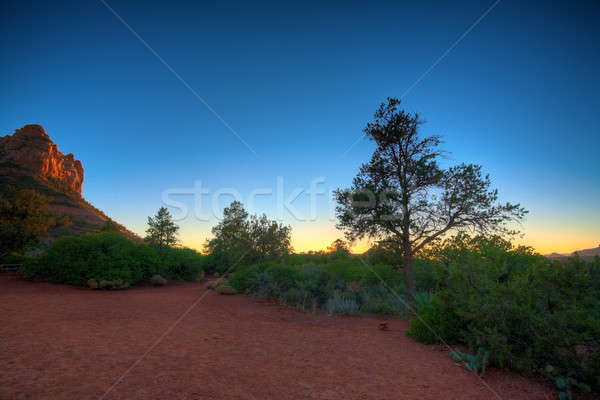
left=0, top=274, right=559, bottom=400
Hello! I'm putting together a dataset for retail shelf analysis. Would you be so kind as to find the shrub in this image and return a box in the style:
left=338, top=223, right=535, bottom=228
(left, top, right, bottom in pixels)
left=150, top=274, right=167, bottom=286
left=20, top=232, right=158, bottom=286
left=19, top=232, right=206, bottom=288
left=325, top=258, right=367, bottom=283
left=326, top=292, right=360, bottom=315
left=229, top=266, right=259, bottom=291
left=283, top=287, right=306, bottom=308
left=413, top=291, right=434, bottom=312
left=158, top=247, right=205, bottom=281
left=362, top=263, right=404, bottom=289
left=359, top=286, right=408, bottom=316
left=216, top=285, right=238, bottom=295
left=264, top=263, right=302, bottom=292
left=87, top=279, right=98, bottom=289
left=406, top=293, right=461, bottom=345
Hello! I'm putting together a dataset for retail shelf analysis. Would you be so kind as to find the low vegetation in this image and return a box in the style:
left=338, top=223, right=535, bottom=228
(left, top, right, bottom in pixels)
left=226, top=235, right=600, bottom=395
left=19, top=232, right=205, bottom=286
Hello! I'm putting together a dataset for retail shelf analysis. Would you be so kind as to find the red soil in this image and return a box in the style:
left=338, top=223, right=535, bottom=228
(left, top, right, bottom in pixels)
left=0, top=274, right=564, bottom=400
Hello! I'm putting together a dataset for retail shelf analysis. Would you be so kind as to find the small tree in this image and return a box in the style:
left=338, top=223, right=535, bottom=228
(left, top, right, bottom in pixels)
left=326, top=238, right=351, bottom=257
left=0, top=187, right=70, bottom=259
left=145, top=207, right=179, bottom=247
left=205, top=201, right=291, bottom=269
left=335, top=98, right=527, bottom=302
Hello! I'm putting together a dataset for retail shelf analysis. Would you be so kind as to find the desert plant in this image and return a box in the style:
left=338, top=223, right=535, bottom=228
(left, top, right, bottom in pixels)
left=413, top=291, right=434, bottom=312
left=540, top=364, right=592, bottom=400
left=150, top=274, right=167, bottom=286
left=326, top=293, right=360, bottom=315
left=248, top=272, right=273, bottom=299
left=229, top=266, right=259, bottom=291
left=216, top=285, right=238, bottom=295
left=406, top=293, right=461, bottom=344
left=449, top=348, right=490, bottom=377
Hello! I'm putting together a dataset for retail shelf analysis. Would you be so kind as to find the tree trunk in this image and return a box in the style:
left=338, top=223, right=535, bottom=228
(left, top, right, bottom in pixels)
left=403, top=253, right=415, bottom=304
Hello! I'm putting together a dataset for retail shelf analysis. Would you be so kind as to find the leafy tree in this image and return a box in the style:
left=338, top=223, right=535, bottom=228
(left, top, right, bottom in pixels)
left=0, top=187, right=70, bottom=259
left=326, top=238, right=351, bottom=257
left=205, top=201, right=291, bottom=270
left=335, top=98, right=527, bottom=301
left=145, top=207, right=179, bottom=247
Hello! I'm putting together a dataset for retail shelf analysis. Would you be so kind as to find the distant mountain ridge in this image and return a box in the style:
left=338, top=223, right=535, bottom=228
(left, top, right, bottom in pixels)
left=545, top=246, right=600, bottom=261
left=0, top=124, right=140, bottom=242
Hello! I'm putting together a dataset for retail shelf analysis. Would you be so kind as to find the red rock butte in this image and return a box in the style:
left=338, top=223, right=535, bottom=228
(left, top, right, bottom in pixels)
left=0, top=124, right=84, bottom=194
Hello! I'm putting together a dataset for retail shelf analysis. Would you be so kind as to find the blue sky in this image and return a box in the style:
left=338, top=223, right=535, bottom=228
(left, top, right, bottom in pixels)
left=1, top=0, right=599, bottom=253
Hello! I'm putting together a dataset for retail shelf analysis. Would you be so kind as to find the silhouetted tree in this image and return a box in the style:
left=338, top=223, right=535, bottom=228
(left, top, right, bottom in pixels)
left=335, top=98, right=527, bottom=302
left=145, top=207, right=179, bottom=247
left=326, top=238, right=351, bottom=257
left=0, top=187, right=70, bottom=259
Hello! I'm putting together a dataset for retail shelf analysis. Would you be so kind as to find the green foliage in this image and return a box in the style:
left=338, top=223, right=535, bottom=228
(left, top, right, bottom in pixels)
left=413, top=291, right=433, bottom=311
left=283, top=287, right=306, bottom=308
left=145, top=207, right=179, bottom=247
left=20, top=232, right=205, bottom=287
left=326, top=238, right=351, bottom=258
left=449, top=348, right=489, bottom=377
left=541, top=364, right=592, bottom=400
left=406, top=293, right=461, bottom=345
left=358, top=285, right=407, bottom=316
left=407, top=235, right=600, bottom=394
left=334, top=98, right=526, bottom=301
left=0, top=187, right=70, bottom=259
left=229, top=266, right=259, bottom=291
left=326, top=292, right=360, bottom=315
left=158, top=247, right=205, bottom=280
left=248, top=272, right=274, bottom=299
left=205, top=201, right=292, bottom=272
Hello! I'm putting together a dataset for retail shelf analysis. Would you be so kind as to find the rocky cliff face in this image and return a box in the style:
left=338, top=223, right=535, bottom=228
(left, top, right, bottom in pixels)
left=0, top=125, right=84, bottom=194
left=0, top=125, right=140, bottom=242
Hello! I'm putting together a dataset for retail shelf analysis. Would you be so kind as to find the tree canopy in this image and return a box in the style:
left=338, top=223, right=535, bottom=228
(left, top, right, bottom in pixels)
left=145, top=207, right=179, bottom=247
left=335, top=98, right=527, bottom=301
left=0, top=187, right=70, bottom=259
left=205, top=201, right=291, bottom=271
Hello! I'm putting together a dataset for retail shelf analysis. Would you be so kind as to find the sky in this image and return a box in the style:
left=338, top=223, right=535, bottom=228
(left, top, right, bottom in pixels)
left=1, top=0, right=599, bottom=254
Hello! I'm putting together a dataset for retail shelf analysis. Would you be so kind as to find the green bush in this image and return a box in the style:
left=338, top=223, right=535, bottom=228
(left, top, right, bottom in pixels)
left=359, top=286, right=408, bottom=316
left=326, top=292, right=360, bottom=315
left=406, top=293, right=461, bottom=345
left=324, top=258, right=367, bottom=283
left=158, top=247, right=205, bottom=281
left=20, top=232, right=158, bottom=286
left=248, top=272, right=274, bottom=298
left=283, top=287, right=306, bottom=308
left=229, top=266, right=259, bottom=291
left=19, top=232, right=205, bottom=288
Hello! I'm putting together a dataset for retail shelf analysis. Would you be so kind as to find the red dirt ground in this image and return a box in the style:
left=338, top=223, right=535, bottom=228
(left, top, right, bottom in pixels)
left=0, top=274, right=567, bottom=400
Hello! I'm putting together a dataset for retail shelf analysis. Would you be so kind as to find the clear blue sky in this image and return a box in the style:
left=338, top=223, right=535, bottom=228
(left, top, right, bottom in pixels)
left=1, top=0, right=599, bottom=253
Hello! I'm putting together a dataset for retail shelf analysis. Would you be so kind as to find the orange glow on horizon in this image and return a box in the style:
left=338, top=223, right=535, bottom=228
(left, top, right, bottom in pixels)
left=139, top=220, right=598, bottom=257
